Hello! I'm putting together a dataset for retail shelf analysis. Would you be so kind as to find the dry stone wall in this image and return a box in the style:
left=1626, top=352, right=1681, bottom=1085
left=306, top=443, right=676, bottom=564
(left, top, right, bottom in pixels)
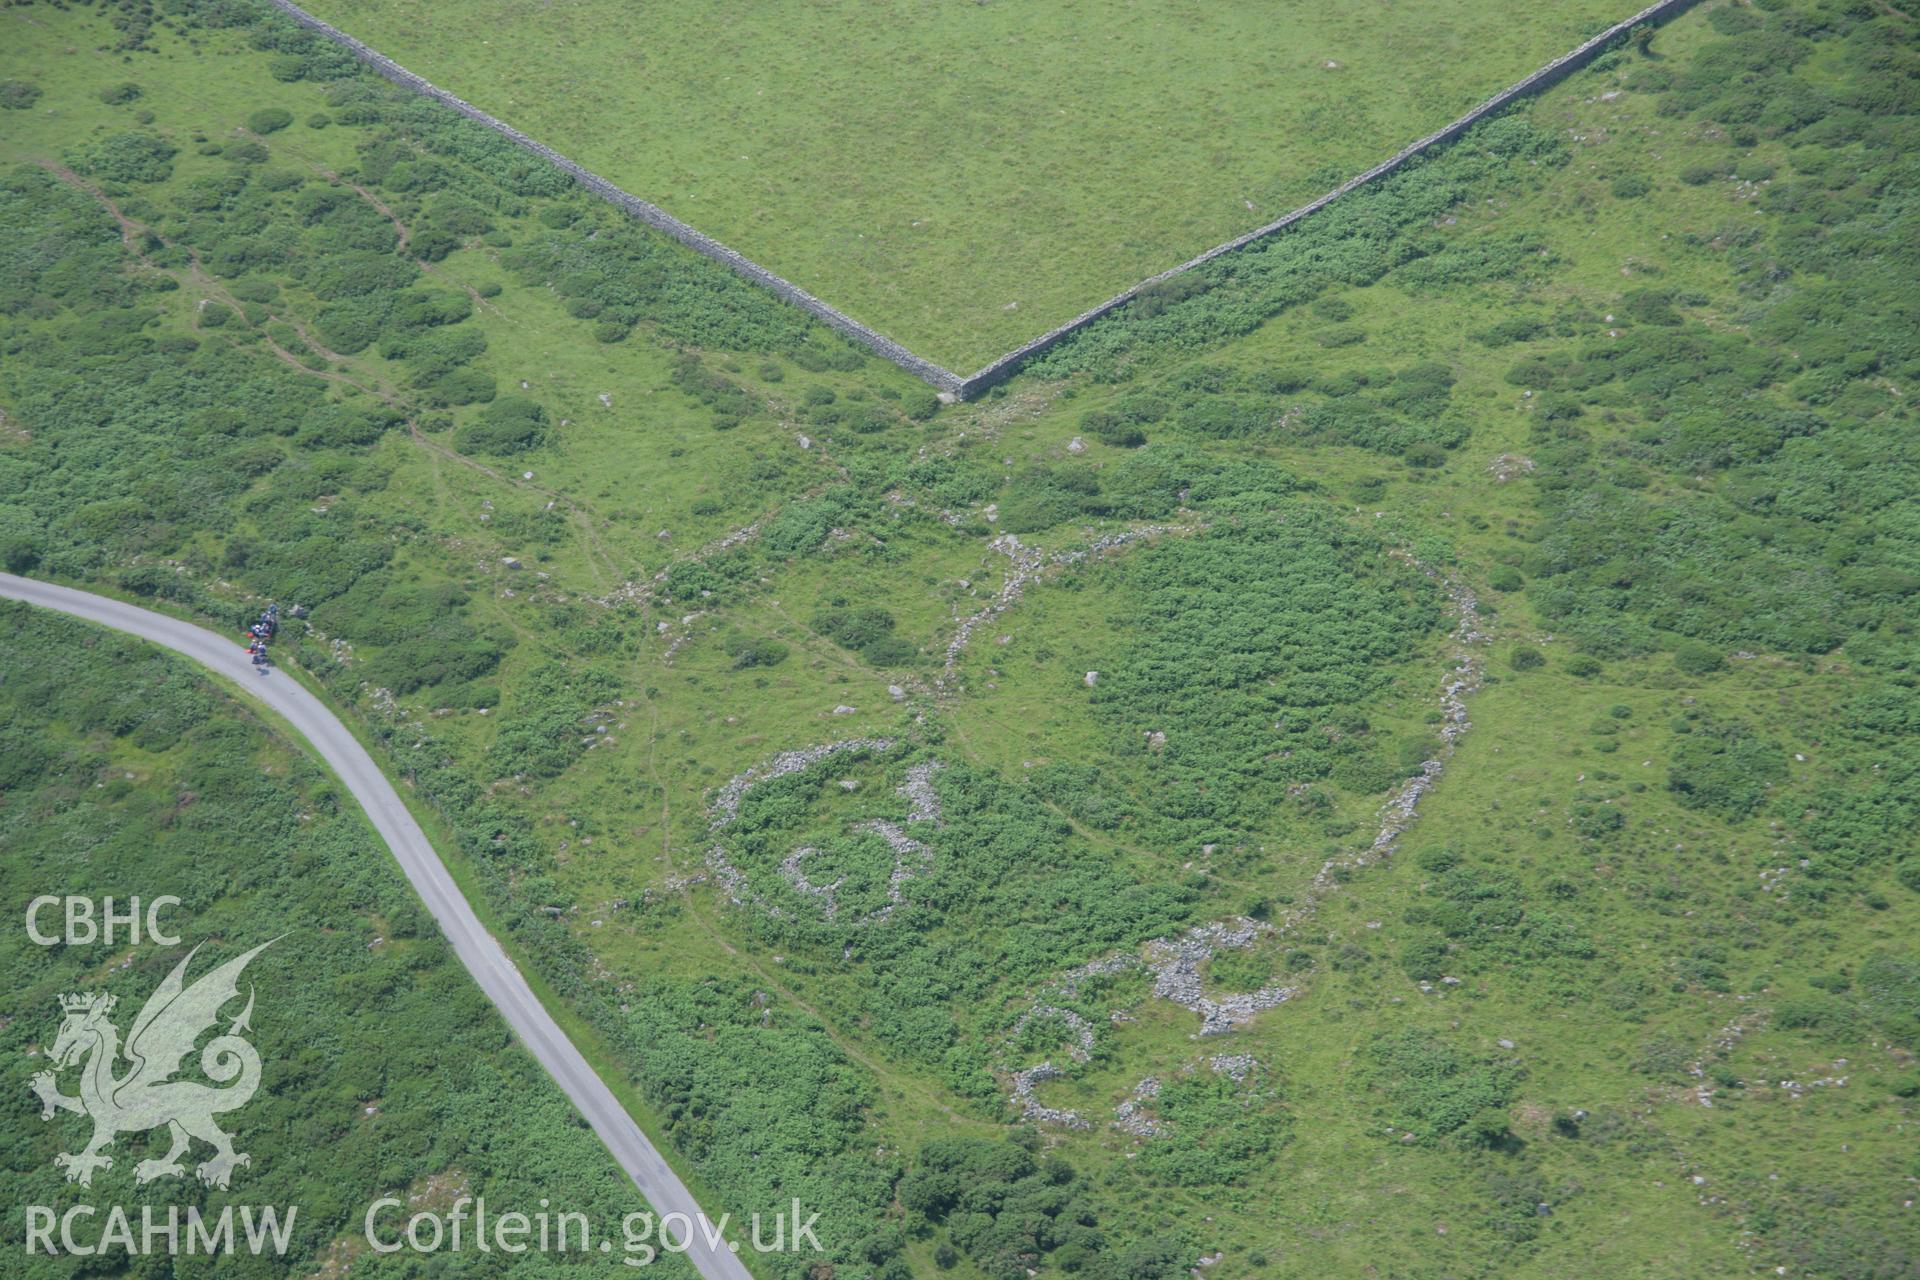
left=953, top=0, right=1701, bottom=396
left=266, top=0, right=1697, bottom=399
left=261, top=0, right=965, bottom=394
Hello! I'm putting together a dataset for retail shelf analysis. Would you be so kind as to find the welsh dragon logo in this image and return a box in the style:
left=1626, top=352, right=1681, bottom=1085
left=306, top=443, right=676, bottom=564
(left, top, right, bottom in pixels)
left=30, top=941, right=273, bottom=1189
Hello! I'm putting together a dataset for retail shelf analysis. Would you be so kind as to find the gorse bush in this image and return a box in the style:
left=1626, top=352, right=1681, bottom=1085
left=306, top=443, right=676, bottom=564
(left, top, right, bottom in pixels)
left=900, top=1139, right=1168, bottom=1280
left=1085, top=508, right=1437, bottom=842
left=1666, top=717, right=1787, bottom=820
left=504, top=222, right=836, bottom=356
left=66, top=131, right=177, bottom=184
left=1513, top=3, right=1920, bottom=663
left=812, top=604, right=916, bottom=667
left=1366, top=1029, right=1521, bottom=1145
left=455, top=394, right=547, bottom=454
left=1132, top=1069, right=1289, bottom=1187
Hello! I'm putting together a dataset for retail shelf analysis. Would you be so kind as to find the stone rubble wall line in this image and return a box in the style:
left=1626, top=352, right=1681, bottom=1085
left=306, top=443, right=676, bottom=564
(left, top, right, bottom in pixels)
left=1113, top=1057, right=1256, bottom=1137
left=778, top=847, right=843, bottom=918
left=1008, top=1060, right=1088, bottom=1130
left=898, top=759, right=946, bottom=824
left=708, top=736, right=897, bottom=831
left=1208, top=1053, right=1257, bottom=1083
left=1007, top=915, right=1285, bottom=1126
left=1112, top=1075, right=1162, bottom=1136
left=940, top=524, right=1193, bottom=682
left=706, top=740, right=940, bottom=927
left=264, top=0, right=1695, bottom=399
left=1004, top=559, right=1490, bottom=1127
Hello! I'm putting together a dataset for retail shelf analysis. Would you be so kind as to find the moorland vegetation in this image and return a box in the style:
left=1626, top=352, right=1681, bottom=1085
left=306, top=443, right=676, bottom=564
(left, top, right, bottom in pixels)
left=1, top=0, right=1916, bottom=1277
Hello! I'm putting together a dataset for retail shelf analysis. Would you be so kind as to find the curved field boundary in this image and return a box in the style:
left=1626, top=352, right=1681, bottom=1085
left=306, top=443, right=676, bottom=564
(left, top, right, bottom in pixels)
left=263, top=0, right=1696, bottom=398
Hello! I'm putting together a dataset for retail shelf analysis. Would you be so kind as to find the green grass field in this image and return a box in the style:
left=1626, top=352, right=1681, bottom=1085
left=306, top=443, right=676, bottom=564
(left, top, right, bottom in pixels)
left=302, top=0, right=1634, bottom=367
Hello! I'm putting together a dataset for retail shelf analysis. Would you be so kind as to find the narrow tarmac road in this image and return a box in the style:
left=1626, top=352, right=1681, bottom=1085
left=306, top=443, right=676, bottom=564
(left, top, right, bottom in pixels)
left=0, top=573, right=754, bottom=1280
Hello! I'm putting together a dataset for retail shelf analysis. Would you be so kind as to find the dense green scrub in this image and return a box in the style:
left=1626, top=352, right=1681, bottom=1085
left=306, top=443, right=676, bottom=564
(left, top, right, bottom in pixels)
left=1031, top=0, right=1920, bottom=673
left=1082, top=513, right=1439, bottom=837
left=4, top=1, right=1920, bottom=1278
left=0, top=604, right=685, bottom=1276
left=0, top=50, right=915, bottom=1255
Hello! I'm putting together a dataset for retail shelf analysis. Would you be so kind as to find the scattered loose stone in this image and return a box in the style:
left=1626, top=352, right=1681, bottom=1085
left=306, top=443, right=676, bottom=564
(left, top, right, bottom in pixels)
left=1112, top=1076, right=1162, bottom=1136
left=1208, top=1054, right=1258, bottom=1082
